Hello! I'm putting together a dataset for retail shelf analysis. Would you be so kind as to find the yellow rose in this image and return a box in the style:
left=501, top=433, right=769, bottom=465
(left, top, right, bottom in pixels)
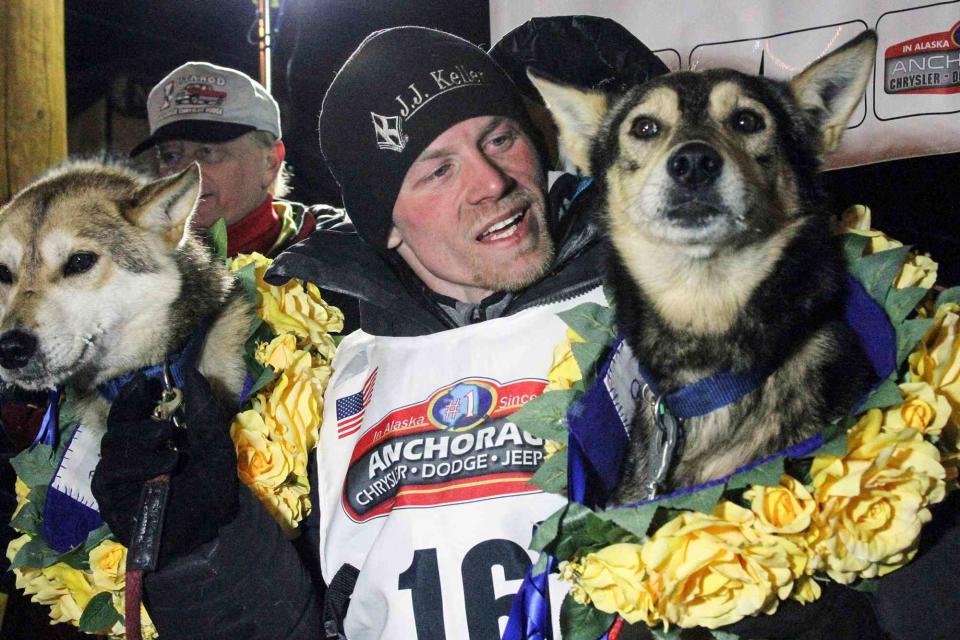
left=745, top=475, right=816, bottom=535
left=110, top=592, right=159, bottom=639
left=255, top=333, right=300, bottom=371
left=836, top=205, right=903, bottom=254
left=884, top=382, right=952, bottom=437
left=12, top=476, right=29, bottom=519
left=254, top=477, right=311, bottom=537
left=791, top=575, right=823, bottom=604
left=908, top=303, right=960, bottom=423
left=641, top=502, right=800, bottom=628
left=232, top=252, right=344, bottom=352
left=88, top=539, right=126, bottom=591
left=42, top=563, right=97, bottom=626
left=545, top=328, right=585, bottom=391
left=810, top=410, right=946, bottom=582
left=231, top=410, right=295, bottom=489
left=564, top=543, right=660, bottom=625
left=894, top=253, right=938, bottom=290
left=262, top=350, right=322, bottom=458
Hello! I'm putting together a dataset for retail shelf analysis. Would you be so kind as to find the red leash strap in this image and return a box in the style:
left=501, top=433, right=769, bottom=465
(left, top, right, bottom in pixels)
left=124, top=472, right=172, bottom=640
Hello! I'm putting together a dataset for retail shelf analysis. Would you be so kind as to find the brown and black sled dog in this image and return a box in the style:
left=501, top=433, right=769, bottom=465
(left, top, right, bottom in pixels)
left=531, top=31, right=880, bottom=502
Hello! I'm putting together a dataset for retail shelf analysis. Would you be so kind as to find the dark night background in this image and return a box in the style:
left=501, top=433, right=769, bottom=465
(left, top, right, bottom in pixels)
left=1, top=1, right=958, bottom=637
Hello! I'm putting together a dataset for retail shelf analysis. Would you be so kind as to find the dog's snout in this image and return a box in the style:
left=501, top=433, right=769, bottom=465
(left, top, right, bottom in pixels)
left=0, top=330, right=38, bottom=370
left=667, top=142, right=723, bottom=189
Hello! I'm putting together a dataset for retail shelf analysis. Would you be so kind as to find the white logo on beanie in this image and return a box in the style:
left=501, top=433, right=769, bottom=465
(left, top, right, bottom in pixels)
left=371, top=113, right=407, bottom=152
left=370, top=65, right=489, bottom=153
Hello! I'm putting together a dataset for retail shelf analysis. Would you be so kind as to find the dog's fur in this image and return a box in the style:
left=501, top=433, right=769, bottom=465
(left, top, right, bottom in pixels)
left=0, top=161, right=252, bottom=431
left=531, top=31, right=879, bottom=501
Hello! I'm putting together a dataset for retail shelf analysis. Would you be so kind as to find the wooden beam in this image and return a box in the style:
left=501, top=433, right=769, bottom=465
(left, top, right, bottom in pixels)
left=1, top=0, right=67, bottom=202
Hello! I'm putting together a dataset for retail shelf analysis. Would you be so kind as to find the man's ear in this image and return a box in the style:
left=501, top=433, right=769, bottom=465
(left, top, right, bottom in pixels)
left=527, top=68, right=608, bottom=174
left=790, top=29, right=877, bottom=154
left=126, top=164, right=201, bottom=248
left=386, top=225, right=402, bottom=249
left=261, top=140, right=285, bottom=189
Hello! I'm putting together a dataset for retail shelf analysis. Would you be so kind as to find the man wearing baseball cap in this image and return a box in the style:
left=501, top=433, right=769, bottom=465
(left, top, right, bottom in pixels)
left=131, top=61, right=316, bottom=256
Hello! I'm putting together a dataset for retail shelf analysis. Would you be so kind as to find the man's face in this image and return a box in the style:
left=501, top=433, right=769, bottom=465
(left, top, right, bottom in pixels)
left=388, top=116, right=553, bottom=304
left=156, top=133, right=280, bottom=228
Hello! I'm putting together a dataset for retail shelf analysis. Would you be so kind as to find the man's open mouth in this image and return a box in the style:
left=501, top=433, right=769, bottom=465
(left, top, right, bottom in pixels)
left=476, top=209, right=526, bottom=242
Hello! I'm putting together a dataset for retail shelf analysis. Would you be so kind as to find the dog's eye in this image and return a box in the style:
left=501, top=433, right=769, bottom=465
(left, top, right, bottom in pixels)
left=731, top=110, right=765, bottom=133
left=63, top=252, right=99, bottom=277
left=629, top=117, right=661, bottom=139
left=0, top=264, right=12, bottom=285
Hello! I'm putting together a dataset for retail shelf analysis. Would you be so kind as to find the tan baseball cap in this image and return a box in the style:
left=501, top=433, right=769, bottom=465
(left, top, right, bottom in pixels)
left=131, top=61, right=281, bottom=157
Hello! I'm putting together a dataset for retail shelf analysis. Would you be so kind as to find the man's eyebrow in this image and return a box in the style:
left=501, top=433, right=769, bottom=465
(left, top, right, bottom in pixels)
left=412, top=117, right=510, bottom=164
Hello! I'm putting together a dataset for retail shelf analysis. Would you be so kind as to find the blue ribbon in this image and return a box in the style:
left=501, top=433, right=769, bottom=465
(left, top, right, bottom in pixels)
left=96, top=321, right=211, bottom=402
left=502, top=553, right=555, bottom=640
left=30, top=387, right=60, bottom=450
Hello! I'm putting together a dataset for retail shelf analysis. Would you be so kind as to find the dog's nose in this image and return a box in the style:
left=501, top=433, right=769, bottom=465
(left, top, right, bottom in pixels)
left=667, top=142, right=723, bottom=188
left=0, top=330, right=38, bottom=370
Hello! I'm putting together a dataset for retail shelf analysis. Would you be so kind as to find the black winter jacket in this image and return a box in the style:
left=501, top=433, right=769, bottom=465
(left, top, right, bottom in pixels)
left=141, top=175, right=606, bottom=640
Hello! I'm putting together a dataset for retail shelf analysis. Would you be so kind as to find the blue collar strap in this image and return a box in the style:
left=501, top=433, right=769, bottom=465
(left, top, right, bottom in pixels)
left=97, top=321, right=211, bottom=403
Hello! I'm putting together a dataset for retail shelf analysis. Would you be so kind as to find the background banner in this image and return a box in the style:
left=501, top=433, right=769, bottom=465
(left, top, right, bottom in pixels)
left=491, top=0, right=960, bottom=168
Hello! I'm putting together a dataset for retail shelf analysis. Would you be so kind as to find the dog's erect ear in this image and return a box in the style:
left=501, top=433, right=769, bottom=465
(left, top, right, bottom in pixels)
left=527, top=68, right=607, bottom=174
left=790, top=29, right=877, bottom=154
left=126, top=164, right=201, bottom=246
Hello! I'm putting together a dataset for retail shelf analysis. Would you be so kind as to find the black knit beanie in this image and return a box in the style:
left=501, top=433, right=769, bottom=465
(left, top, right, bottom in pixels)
left=320, top=26, right=535, bottom=248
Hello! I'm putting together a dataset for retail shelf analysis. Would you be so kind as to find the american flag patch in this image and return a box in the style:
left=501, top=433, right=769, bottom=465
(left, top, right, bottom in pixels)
left=336, top=368, right=378, bottom=438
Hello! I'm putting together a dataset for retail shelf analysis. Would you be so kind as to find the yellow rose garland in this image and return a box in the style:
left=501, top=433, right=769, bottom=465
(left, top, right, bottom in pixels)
left=6, top=251, right=341, bottom=636
left=535, top=207, right=959, bottom=636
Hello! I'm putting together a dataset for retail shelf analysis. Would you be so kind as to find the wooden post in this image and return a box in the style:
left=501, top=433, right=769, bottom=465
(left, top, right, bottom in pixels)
left=1, top=0, right=67, bottom=203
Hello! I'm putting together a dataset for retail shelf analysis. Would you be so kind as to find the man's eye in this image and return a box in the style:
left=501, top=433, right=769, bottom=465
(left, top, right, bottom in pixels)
left=158, top=152, right=181, bottom=165
left=630, top=117, right=660, bottom=139
left=731, top=109, right=765, bottom=133
left=432, top=164, right=452, bottom=179
left=487, top=132, right=515, bottom=149
left=63, top=252, right=99, bottom=277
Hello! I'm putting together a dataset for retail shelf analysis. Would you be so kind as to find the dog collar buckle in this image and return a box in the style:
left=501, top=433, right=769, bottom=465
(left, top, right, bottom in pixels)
left=644, top=395, right=683, bottom=500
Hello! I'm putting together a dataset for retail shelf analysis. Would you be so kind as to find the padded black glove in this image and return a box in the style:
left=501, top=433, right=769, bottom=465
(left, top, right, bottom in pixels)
left=92, top=367, right=239, bottom=566
left=721, top=580, right=881, bottom=640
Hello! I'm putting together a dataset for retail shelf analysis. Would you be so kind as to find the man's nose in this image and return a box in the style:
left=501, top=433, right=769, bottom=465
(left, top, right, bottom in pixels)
left=465, top=154, right=513, bottom=204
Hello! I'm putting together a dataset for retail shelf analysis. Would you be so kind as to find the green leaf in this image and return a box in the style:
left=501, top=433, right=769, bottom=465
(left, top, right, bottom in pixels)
left=532, top=552, right=551, bottom=575
left=896, top=318, right=933, bottom=368
left=83, top=524, right=115, bottom=553
left=848, top=246, right=910, bottom=304
left=711, top=631, right=744, bottom=640
left=936, top=286, right=960, bottom=308
left=600, top=503, right=659, bottom=539
left=857, top=377, right=904, bottom=411
left=530, top=450, right=567, bottom=494
left=10, top=538, right=60, bottom=569
left=510, top=390, right=578, bottom=444
left=571, top=341, right=610, bottom=381
left=531, top=506, right=567, bottom=552
left=650, top=625, right=683, bottom=639
left=557, top=303, right=616, bottom=346
left=9, top=500, right=43, bottom=537
left=884, top=286, right=928, bottom=325
left=840, top=233, right=869, bottom=265
left=78, top=591, right=123, bottom=633
left=559, top=593, right=617, bottom=640
left=810, top=428, right=848, bottom=458
left=10, top=444, right=58, bottom=487
left=208, top=218, right=229, bottom=260
left=234, top=262, right=259, bottom=303
left=851, top=578, right=879, bottom=593
left=726, top=457, right=785, bottom=491
left=553, top=503, right=630, bottom=561
left=657, top=483, right=725, bottom=514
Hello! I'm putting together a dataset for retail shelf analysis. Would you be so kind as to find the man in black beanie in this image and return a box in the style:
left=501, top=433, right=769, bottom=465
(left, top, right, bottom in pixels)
left=90, top=22, right=666, bottom=640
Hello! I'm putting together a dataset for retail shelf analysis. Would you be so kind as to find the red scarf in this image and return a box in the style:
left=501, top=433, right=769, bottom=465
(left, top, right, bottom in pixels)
left=226, top=196, right=279, bottom=257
